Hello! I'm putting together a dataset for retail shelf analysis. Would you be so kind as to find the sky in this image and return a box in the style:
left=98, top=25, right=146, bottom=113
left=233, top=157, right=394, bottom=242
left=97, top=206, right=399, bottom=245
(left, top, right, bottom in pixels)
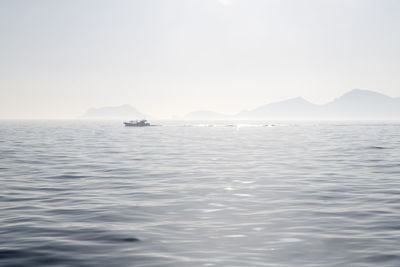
left=1, top=0, right=400, bottom=119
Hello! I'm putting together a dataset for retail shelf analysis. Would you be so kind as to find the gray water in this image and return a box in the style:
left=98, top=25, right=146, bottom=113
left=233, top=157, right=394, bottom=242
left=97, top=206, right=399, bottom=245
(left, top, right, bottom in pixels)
left=1, top=120, right=400, bottom=267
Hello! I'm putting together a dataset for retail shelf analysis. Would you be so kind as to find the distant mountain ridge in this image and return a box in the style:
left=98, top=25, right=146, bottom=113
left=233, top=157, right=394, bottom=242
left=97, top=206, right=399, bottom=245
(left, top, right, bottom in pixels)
left=83, top=104, right=147, bottom=119
left=84, top=89, right=400, bottom=120
left=320, top=89, right=399, bottom=118
left=185, top=89, right=400, bottom=119
left=238, top=96, right=318, bottom=118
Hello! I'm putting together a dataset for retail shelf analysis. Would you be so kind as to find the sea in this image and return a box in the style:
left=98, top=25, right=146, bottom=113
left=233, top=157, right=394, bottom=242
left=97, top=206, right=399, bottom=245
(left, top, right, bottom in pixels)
left=1, top=120, right=400, bottom=267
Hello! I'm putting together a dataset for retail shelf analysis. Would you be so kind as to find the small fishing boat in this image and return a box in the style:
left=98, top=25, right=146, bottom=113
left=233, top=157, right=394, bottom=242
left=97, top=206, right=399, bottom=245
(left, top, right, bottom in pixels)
left=123, top=119, right=151, bottom=127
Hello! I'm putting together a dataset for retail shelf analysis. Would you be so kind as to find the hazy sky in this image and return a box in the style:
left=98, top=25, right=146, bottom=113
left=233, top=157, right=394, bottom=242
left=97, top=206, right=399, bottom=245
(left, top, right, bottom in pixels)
left=1, top=0, right=400, bottom=119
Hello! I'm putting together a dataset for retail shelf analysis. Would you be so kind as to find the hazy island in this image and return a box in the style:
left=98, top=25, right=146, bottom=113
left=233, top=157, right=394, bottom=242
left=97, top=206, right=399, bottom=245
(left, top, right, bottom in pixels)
left=82, top=104, right=147, bottom=119
left=184, top=89, right=400, bottom=120
left=82, top=89, right=399, bottom=120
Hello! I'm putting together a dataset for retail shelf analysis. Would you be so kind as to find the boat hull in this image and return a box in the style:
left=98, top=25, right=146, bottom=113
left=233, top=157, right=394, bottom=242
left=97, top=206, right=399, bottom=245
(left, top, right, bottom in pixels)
left=124, top=122, right=150, bottom=127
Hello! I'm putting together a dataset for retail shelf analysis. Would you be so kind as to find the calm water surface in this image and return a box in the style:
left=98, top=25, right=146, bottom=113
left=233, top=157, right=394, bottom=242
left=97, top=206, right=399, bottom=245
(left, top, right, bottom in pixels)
left=1, top=120, right=400, bottom=266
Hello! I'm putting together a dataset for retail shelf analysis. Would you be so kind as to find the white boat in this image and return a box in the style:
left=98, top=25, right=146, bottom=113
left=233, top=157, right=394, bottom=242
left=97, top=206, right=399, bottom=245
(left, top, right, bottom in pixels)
left=123, top=120, right=151, bottom=127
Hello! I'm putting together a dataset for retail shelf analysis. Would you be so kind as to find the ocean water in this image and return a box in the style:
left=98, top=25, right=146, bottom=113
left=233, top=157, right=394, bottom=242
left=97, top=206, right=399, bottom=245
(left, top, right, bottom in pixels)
left=1, top=120, right=400, bottom=267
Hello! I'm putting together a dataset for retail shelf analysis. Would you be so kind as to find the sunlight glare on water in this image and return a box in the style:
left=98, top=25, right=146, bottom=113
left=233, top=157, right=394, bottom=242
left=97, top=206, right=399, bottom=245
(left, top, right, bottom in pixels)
left=1, top=120, right=400, bottom=266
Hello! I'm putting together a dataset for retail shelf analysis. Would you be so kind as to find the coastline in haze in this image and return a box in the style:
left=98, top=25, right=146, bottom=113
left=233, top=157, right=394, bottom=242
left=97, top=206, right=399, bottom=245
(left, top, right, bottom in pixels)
left=82, top=89, right=400, bottom=120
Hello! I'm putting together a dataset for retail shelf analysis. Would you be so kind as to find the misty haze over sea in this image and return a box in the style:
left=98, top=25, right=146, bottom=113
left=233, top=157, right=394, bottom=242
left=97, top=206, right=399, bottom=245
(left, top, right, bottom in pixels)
left=82, top=89, right=400, bottom=120
left=2, top=0, right=400, bottom=266
left=1, top=120, right=400, bottom=266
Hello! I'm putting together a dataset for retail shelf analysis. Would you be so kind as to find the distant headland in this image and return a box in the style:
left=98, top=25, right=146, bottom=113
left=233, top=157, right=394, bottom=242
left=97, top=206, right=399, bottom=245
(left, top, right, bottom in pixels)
left=82, top=104, right=147, bottom=119
left=83, top=89, right=400, bottom=120
left=184, top=89, right=400, bottom=120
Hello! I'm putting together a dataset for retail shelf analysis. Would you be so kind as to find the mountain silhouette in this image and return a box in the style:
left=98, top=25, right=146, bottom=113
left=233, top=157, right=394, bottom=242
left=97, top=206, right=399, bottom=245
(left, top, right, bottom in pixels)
left=321, top=89, right=399, bottom=118
left=86, top=89, right=399, bottom=120
left=83, top=104, right=147, bottom=119
left=237, top=89, right=400, bottom=119
left=238, top=97, right=318, bottom=118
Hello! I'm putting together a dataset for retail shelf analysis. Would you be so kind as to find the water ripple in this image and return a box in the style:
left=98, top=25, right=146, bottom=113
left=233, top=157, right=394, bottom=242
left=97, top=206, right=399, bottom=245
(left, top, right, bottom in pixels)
left=1, top=120, right=400, bottom=266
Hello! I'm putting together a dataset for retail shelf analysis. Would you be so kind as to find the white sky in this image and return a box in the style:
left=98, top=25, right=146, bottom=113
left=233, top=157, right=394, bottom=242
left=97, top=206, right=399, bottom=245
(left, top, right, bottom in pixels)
left=1, top=0, right=400, bottom=119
